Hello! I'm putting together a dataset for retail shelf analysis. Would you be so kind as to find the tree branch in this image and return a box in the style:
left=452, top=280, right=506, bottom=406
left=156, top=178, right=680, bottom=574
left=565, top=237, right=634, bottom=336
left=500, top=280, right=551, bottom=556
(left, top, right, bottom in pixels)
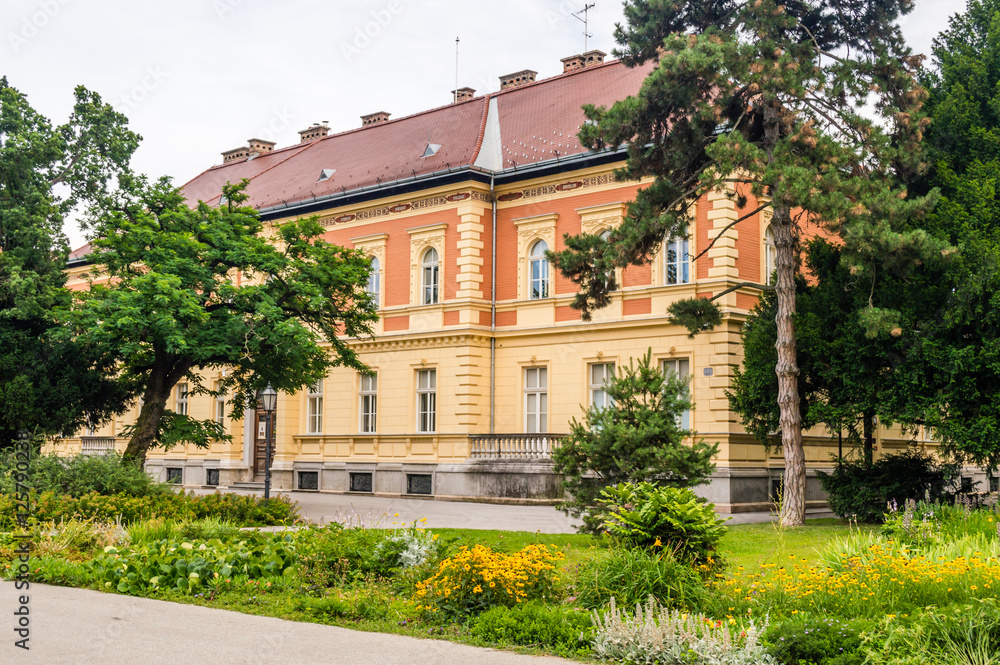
left=691, top=202, right=771, bottom=264
left=709, top=281, right=774, bottom=302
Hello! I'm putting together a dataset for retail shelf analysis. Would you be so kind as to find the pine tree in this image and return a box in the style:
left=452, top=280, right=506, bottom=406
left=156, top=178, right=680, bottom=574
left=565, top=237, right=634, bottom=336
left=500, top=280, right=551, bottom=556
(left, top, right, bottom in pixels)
left=552, top=0, right=944, bottom=525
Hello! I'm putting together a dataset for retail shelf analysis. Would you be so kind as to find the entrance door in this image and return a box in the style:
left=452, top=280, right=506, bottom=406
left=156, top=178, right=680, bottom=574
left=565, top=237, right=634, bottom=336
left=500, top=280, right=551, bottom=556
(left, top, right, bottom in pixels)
left=253, top=408, right=275, bottom=479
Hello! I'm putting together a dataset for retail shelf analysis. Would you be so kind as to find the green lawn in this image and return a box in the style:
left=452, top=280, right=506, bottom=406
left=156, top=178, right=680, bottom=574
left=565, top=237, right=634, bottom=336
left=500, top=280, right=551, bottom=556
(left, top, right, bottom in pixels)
left=719, top=518, right=872, bottom=570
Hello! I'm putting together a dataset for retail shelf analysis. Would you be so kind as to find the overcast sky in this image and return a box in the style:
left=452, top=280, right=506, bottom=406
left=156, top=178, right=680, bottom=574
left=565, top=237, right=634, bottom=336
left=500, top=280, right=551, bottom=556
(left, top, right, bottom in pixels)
left=2, top=0, right=961, bottom=250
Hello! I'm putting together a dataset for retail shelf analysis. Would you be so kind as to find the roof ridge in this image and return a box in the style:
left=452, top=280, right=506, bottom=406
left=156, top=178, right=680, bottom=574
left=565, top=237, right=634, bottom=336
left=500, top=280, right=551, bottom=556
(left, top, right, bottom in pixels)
left=491, top=58, right=626, bottom=98
left=469, top=93, right=493, bottom=165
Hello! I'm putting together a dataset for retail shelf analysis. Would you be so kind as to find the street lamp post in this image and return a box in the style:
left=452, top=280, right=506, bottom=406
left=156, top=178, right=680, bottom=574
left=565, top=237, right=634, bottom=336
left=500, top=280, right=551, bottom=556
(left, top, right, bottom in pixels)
left=259, top=383, right=277, bottom=501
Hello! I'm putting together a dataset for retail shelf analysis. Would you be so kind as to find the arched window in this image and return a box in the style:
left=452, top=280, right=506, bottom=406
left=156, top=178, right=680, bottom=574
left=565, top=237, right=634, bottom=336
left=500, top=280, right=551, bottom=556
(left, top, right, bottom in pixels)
left=599, top=230, right=615, bottom=291
left=367, top=256, right=381, bottom=307
left=664, top=236, right=690, bottom=285
left=764, top=225, right=776, bottom=285
left=529, top=240, right=549, bottom=299
left=421, top=247, right=439, bottom=305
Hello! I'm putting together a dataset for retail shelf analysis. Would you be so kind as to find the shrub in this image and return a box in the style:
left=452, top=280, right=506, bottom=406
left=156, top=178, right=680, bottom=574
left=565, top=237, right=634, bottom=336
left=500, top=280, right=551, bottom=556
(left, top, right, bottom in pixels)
left=575, top=546, right=706, bottom=611
left=591, top=597, right=776, bottom=665
left=0, top=490, right=299, bottom=529
left=33, top=518, right=128, bottom=557
left=553, top=349, right=718, bottom=532
left=296, top=524, right=401, bottom=589
left=882, top=500, right=1000, bottom=546
left=88, top=533, right=297, bottom=595
left=0, top=450, right=169, bottom=498
left=818, top=450, right=952, bottom=523
left=295, top=583, right=394, bottom=622
left=376, top=525, right=440, bottom=571
left=598, top=482, right=727, bottom=566
left=471, top=602, right=593, bottom=657
left=763, top=615, right=873, bottom=665
left=860, top=600, right=1000, bottom=665
left=414, top=543, right=564, bottom=617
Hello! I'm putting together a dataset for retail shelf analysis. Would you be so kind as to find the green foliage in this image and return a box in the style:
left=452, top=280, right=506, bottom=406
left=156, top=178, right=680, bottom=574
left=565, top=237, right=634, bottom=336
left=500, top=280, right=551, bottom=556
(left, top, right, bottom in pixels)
left=0, top=489, right=299, bottom=529
left=575, top=546, right=706, bottom=611
left=0, top=450, right=169, bottom=498
left=861, top=601, right=1000, bottom=665
left=763, top=615, right=873, bottom=665
left=90, top=533, right=297, bottom=595
left=0, top=79, right=139, bottom=445
left=554, top=349, right=718, bottom=531
left=295, top=524, right=403, bottom=590
left=72, top=178, right=378, bottom=463
left=818, top=450, right=953, bottom=523
left=667, top=297, right=723, bottom=338
left=881, top=500, right=1000, bottom=547
left=470, top=602, right=593, bottom=657
left=598, top=482, right=727, bottom=566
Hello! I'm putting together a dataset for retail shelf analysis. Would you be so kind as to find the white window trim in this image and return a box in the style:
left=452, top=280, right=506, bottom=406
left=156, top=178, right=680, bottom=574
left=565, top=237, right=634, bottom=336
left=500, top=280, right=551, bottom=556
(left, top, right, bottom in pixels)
left=514, top=213, right=557, bottom=300
left=523, top=367, right=548, bottom=434
left=416, top=368, right=437, bottom=433
left=420, top=247, right=440, bottom=305
left=306, top=381, right=324, bottom=435
left=359, top=373, right=378, bottom=434
left=763, top=223, right=776, bottom=286
left=408, top=223, right=447, bottom=306
left=661, top=358, right=692, bottom=430
left=528, top=240, right=550, bottom=299
left=176, top=383, right=189, bottom=417
left=351, top=233, right=388, bottom=310
left=663, top=236, right=691, bottom=285
left=214, top=382, right=226, bottom=426
left=589, top=362, right=615, bottom=410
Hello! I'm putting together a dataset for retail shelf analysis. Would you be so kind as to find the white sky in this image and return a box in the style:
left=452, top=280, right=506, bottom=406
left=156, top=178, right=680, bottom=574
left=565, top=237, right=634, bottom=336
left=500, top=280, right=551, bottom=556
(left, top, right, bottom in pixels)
left=1, top=0, right=961, bottom=250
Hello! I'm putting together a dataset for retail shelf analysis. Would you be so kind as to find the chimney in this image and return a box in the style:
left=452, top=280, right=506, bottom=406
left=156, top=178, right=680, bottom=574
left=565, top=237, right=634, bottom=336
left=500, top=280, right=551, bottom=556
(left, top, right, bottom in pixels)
left=561, top=50, right=607, bottom=73
left=451, top=87, right=476, bottom=103
left=361, top=111, right=391, bottom=127
left=499, top=69, right=537, bottom=91
left=247, top=138, right=276, bottom=157
left=582, top=49, right=607, bottom=67
left=221, top=146, right=249, bottom=164
left=298, top=123, right=330, bottom=143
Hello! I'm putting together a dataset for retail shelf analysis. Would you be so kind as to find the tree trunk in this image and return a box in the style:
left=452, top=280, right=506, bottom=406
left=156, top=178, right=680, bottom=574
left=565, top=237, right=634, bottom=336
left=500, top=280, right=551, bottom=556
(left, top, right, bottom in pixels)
left=863, top=410, right=875, bottom=469
left=122, top=369, right=172, bottom=467
left=772, top=206, right=805, bottom=527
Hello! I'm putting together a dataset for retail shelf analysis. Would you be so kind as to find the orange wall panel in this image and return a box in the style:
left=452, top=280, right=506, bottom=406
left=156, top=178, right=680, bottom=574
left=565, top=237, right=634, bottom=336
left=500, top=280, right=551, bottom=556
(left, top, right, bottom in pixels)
left=495, top=310, right=517, bottom=327
left=623, top=297, right=652, bottom=316
left=383, top=315, right=409, bottom=332
left=443, top=310, right=459, bottom=326
left=555, top=305, right=581, bottom=322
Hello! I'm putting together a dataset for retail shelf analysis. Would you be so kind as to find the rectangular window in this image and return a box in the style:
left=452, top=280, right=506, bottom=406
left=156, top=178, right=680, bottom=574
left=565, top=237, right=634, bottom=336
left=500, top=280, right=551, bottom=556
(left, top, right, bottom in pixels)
left=407, top=473, right=433, bottom=495
left=297, top=471, right=319, bottom=490
left=350, top=472, right=373, bottom=492
left=176, top=383, right=189, bottom=416
left=166, top=467, right=183, bottom=484
left=214, top=382, right=226, bottom=426
left=661, top=358, right=691, bottom=430
left=307, top=381, right=323, bottom=434
left=665, top=237, right=690, bottom=285
left=416, top=369, right=437, bottom=433
left=360, top=373, right=378, bottom=433
left=524, top=367, right=548, bottom=433
left=206, top=469, right=220, bottom=486
left=990, top=475, right=999, bottom=493
left=589, top=363, right=615, bottom=410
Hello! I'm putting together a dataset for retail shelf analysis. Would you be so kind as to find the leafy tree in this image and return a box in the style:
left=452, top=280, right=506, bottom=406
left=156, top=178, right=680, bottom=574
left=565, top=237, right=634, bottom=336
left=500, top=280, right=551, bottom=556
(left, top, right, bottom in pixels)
left=0, top=78, right=139, bottom=446
left=553, top=349, right=718, bottom=531
left=551, top=0, right=944, bottom=524
left=72, top=178, right=378, bottom=465
left=891, top=0, right=1000, bottom=471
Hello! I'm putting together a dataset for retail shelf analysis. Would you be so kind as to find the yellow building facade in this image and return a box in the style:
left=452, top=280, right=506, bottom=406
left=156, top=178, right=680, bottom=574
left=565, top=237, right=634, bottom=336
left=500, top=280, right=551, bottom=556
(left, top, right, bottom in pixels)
left=53, top=53, right=952, bottom=511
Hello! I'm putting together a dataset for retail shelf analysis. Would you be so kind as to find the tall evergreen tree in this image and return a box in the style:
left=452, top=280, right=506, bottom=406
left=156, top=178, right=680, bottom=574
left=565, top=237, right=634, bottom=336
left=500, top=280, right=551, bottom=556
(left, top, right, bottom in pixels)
left=0, top=79, right=139, bottom=446
left=552, top=0, right=943, bottom=524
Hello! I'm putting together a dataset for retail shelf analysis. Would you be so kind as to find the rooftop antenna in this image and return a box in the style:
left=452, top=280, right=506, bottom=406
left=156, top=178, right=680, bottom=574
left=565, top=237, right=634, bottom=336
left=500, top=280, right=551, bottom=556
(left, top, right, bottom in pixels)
left=454, top=37, right=460, bottom=103
left=573, top=3, right=596, bottom=52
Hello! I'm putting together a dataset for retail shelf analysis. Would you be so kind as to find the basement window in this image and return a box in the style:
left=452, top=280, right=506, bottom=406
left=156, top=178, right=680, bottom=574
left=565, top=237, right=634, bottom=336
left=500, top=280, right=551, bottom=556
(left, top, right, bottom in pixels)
left=166, top=468, right=183, bottom=484
left=297, top=471, right=319, bottom=491
left=350, top=472, right=373, bottom=493
left=206, top=469, right=219, bottom=486
left=406, top=473, right=432, bottom=496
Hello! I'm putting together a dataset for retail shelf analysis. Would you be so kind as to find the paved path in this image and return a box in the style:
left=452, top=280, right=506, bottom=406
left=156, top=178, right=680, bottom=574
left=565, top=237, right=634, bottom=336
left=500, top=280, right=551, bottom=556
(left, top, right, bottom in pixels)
left=191, top=488, right=826, bottom=531
left=1, top=581, right=574, bottom=665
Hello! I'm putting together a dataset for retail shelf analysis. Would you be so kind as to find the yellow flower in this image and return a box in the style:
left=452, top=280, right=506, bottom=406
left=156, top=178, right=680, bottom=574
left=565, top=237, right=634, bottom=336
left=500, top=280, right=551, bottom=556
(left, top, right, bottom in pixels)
left=653, top=537, right=662, bottom=547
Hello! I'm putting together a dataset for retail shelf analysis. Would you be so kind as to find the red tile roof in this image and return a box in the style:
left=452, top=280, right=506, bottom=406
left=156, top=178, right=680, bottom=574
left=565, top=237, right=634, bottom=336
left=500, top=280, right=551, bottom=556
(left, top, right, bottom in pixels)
left=180, top=59, right=653, bottom=210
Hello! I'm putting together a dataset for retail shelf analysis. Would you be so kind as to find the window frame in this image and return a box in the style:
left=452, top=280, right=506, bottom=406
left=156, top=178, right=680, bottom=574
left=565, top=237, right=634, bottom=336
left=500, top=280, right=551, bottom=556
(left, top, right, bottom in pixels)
left=306, top=381, right=324, bottom=435
left=359, top=373, right=378, bottom=434
left=589, top=362, right=615, bottom=410
left=416, top=368, right=437, bottom=433
left=214, top=381, right=226, bottom=426
left=523, top=366, right=548, bottom=434
left=367, top=255, right=382, bottom=308
left=661, top=358, right=692, bottom=430
left=764, top=225, right=776, bottom=286
left=528, top=239, right=550, bottom=299
left=664, top=236, right=691, bottom=285
left=176, top=383, right=189, bottom=416
left=421, top=247, right=440, bottom=305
